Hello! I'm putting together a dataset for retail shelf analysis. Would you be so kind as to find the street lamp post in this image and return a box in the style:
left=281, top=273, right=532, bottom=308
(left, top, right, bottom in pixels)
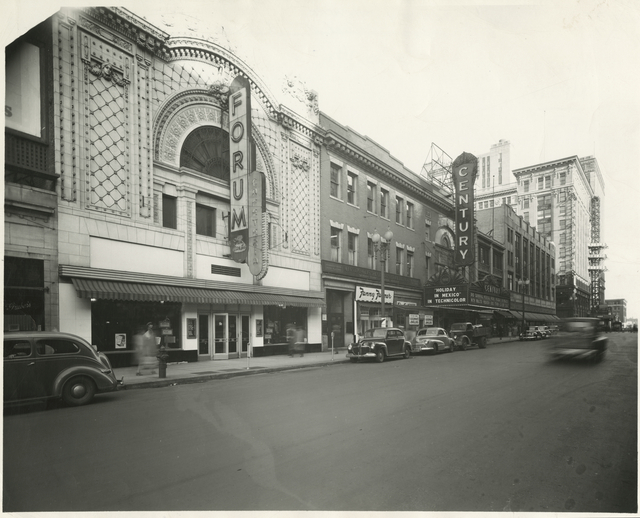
left=518, top=278, right=530, bottom=334
left=372, top=228, right=394, bottom=327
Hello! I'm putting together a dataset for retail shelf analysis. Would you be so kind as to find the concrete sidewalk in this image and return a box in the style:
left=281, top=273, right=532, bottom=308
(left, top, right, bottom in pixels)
left=113, top=336, right=521, bottom=391
left=113, top=349, right=350, bottom=390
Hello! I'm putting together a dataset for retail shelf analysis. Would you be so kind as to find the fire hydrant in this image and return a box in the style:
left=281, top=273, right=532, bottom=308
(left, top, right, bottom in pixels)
left=156, top=345, right=169, bottom=378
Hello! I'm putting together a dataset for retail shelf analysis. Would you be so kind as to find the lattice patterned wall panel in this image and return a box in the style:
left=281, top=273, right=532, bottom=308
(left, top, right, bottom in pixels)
left=87, top=74, right=129, bottom=213
left=81, top=29, right=131, bottom=216
left=288, top=141, right=311, bottom=256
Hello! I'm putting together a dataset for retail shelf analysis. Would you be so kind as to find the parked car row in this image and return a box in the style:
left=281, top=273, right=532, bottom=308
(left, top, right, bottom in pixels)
left=348, top=318, right=607, bottom=365
left=346, top=322, right=489, bottom=363
left=519, top=325, right=551, bottom=340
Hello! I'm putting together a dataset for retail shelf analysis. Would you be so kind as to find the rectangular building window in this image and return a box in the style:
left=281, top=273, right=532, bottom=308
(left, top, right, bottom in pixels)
left=523, top=180, right=529, bottom=192
left=367, top=182, right=376, bottom=213
left=406, top=250, right=414, bottom=277
left=537, top=176, right=544, bottom=190
left=523, top=199, right=529, bottom=209
left=330, top=163, right=341, bottom=199
left=523, top=212, right=529, bottom=223
left=368, top=238, right=375, bottom=269
left=406, top=202, right=414, bottom=229
left=348, top=232, right=358, bottom=266
left=493, top=250, right=503, bottom=271
left=395, top=247, right=403, bottom=275
left=545, top=175, right=551, bottom=188
left=163, top=195, right=177, bottom=229
left=380, top=188, right=389, bottom=218
left=425, top=255, right=430, bottom=280
left=330, top=227, right=342, bottom=262
left=395, top=196, right=404, bottom=225
left=347, top=171, right=357, bottom=205
left=196, top=204, right=216, bottom=237
left=560, top=172, right=566, bottom=185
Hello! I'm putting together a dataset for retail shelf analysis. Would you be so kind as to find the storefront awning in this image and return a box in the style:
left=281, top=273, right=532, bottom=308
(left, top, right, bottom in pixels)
left=71, top=278, right=325, bottom=307
left=494, top=310, right=515, bottom=319
left=510, top=311, right=524, bottom=320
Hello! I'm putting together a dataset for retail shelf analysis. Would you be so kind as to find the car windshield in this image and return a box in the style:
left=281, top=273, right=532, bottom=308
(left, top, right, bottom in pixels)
left=561, top=321, right=594, bottom=334
left=364, top=328, right=387, bottom=338
left=417, top=328, right=439, bottom=337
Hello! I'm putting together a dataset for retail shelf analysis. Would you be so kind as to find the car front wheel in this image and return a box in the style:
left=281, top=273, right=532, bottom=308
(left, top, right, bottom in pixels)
left=449, top=341, right=455, bottom=352
left=375, top=348, right=385, bottom=363
left=62, top=376, right=96, bottom=406
left=403, top=346, right=411, bottom=359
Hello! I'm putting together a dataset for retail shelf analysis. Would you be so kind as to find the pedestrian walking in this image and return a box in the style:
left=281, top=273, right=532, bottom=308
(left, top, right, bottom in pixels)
left=135, top=322, right=158, bottom=376
left=295, top=325, right=305, bottom=357
left=286, top=323, right=296, bottom=357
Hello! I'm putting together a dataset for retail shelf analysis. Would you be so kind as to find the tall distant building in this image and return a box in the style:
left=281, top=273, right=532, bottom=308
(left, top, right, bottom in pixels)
left=605, top=299, right=626, bottom=323
left=512, top=156, right=606, bottom=318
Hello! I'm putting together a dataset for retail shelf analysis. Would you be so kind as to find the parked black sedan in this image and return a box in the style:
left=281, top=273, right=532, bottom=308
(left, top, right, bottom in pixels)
left=347, top=327, right=412, bottom=363
left=4, top=331, right=123, bottom=406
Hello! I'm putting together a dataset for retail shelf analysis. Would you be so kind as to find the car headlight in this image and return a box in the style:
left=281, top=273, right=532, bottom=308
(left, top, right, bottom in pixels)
left=347, top=344, right=353, bottom=351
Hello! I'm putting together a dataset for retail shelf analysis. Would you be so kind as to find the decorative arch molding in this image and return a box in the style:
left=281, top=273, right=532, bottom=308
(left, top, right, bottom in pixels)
left=154, top=89, right=277, bottom=201
left=434, top=226, right=455, bottom=250
left=154, top=89, right=227, bottom=164
left=165, top=37, right=280, bottom=120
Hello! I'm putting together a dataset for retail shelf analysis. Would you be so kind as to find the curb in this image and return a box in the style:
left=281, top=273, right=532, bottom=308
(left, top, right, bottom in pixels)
left=118, top=358, right=351, bottom=391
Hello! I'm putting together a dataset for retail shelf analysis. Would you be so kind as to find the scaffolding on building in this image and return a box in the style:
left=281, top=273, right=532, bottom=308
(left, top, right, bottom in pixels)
left=588, top=195, right=607, bottom=313
left=421, top=142, right=453, bottom=196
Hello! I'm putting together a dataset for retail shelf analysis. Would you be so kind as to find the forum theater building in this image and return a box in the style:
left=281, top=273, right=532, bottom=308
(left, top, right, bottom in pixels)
left=8, top=7, right=325, bottom=364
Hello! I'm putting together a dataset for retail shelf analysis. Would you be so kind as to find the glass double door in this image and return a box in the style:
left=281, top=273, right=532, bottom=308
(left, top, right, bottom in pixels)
left=199, top=313, right=250, bottom=359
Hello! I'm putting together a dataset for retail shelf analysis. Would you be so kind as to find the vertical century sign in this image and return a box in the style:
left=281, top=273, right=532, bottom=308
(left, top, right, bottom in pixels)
left=451, top=152, right=478, bottom=266
left=229, top=75, right=252, bottom=264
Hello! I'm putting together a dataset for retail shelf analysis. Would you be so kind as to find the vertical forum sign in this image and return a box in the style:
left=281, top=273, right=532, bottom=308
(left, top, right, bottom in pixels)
left=229, top=76, right=252, bottom=264
left=451, top=152, right=478, bottom=267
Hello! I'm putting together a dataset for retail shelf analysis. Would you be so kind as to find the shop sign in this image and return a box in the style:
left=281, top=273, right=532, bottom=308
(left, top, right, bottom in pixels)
left=408, top=314, right=420, bottom=326
left=424, top=285, right=468, bottom=306
left=396, top=301, right=418, bottom=306
left=247, top=169, right=266, bottom=276
left=469, top=291, right=510, bottom=309
left=423, top=314, right=434, bottom=325
left=355, top=285, right=394, bottom=304
left=451, top=152, right=478, bottom=266
left=229, top=75, right=252, bottom=264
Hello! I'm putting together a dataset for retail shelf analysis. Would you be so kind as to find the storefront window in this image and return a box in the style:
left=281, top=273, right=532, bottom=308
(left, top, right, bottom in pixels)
left=90, top=300, right=182, bottom=352
left=4, top=256, right=44, bottom=331
left=263, top=305, right=307, bottom=344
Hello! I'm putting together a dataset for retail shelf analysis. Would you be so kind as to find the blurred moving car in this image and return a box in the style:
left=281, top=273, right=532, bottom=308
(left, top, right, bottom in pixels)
left=4, top=331, right=123, bottom=406
left=547, top=317, right=607, bottom=363
left=347, top=327, right=412, bottom=363
left=414, top=327, right=456, bottom=354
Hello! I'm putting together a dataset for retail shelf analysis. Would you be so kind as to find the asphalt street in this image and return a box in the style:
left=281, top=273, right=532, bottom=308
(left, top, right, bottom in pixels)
left=3, top=333, right=637, bottom=513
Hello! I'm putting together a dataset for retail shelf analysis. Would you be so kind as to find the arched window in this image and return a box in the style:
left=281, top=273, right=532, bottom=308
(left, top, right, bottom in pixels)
left=441, top=234, right=452, bottom=249
left=180, top=126, right=230, bottom=181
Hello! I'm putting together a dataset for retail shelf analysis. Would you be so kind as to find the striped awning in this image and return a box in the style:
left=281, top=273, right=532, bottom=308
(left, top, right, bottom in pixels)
left=71, top=278, right=325, bottom=307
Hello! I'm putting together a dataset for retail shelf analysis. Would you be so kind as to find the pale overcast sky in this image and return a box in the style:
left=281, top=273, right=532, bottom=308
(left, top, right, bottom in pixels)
left=5, top=0, right=640, bottom=318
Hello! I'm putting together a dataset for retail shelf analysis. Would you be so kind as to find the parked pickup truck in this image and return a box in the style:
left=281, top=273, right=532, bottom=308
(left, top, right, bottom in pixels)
left=449, top=322, right=490, bottom=350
